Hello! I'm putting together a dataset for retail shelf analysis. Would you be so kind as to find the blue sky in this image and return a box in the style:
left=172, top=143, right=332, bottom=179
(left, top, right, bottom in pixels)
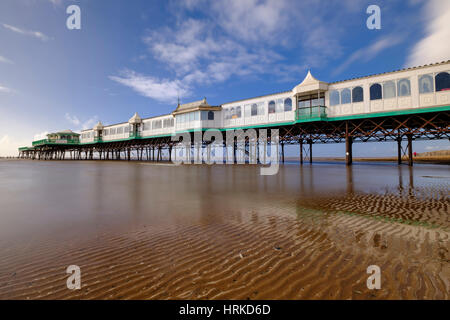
left=0, top=0, right=449, bottom=156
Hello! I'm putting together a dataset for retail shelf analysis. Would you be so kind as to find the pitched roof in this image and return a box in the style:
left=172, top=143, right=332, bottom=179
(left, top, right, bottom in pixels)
left=93, top=121, right=104, bottom=130
left=172, top=98, right=221, bottom=115
left=48, top=129, right=80, bottom=136
left=128, top=112, right=142, bottom=124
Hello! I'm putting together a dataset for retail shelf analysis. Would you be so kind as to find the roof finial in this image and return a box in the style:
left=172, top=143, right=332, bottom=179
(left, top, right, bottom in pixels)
left=177, top=92, right=180, bottom=107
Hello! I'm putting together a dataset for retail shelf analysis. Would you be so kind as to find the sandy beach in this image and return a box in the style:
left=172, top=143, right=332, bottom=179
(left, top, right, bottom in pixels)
left=0, top=160, right=448, bottom=299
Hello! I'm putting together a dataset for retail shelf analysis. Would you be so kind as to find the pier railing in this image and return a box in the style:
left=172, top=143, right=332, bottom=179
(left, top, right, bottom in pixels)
left=296, top=106, right=327, bottom=121
left=129, top=132, right=141, bottom=139
left=32, top=138, right=80, bottom=146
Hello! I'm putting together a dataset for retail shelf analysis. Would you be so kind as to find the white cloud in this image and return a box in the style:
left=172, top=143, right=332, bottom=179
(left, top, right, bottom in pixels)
left=65, top=113, right=99, bottom=130
left=81, top=116, right=99, bottom=130
left=2, top=23, right=50, bottom=42
left=332, top=35, right=404, bottom=76
left=210, top=0, right=289, bottom=43
left=112, top=1, right=376, bottom=101
left=0, top=135, right=30, bottom=157
left=406, top=0, right=450, bottom=67
left=33, top=131, right=49, bottom=141
left=138, top=17, right=285, bottom=94
left=65, top=113, right=81, bottom=126
left=0, top=55, right=13, bottom=64
left=110, top=70, right=190, bottom=103
left=0, top=84, right=14, bottom=94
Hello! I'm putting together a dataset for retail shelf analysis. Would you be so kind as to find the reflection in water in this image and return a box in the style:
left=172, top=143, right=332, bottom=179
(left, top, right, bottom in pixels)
left=0, top=160, right=448, bottom=241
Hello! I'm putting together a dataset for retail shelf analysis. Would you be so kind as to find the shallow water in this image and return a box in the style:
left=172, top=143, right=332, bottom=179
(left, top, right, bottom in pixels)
left=0, top=160, right=448, bottom=299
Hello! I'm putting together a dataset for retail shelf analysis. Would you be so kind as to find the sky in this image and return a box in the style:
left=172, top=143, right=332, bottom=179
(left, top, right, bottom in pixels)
left=0, top=0, right=449, bottom=157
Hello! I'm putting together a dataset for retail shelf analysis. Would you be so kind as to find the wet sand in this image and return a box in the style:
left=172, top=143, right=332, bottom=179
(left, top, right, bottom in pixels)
left=0, top=160, right=448, bottom=299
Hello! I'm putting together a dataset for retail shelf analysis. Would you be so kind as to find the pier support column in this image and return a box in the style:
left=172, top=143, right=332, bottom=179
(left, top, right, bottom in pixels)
left=308, top=139, right=312, bottom=164
left=345, top=136, right=353, bottom=166
left=397, top=136, right=402, bottom=165
left=299, top=140, right=303, bottom=165
left=345, top=121, right=352, bottom=166
left=407, top=133, right=413, bottom=167
left=281, top=142, right=285, bottom=163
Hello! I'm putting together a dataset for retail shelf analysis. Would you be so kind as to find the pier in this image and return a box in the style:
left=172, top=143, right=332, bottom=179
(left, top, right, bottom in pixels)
left=18, top=61, right=450, bottom=166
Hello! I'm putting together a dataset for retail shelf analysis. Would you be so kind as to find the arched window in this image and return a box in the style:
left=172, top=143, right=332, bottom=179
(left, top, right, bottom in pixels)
left=208, top=111, right=214, bottom=120
left=341, top=88, right=351, bottom=104
left=435, top=72, right=450, bottom=92
left=352, top=86, right=364, bottom=103
left=236, top=106, right=242, bottom=118
left=419, top=74, right=434, bottom=93
left=230, top=107, right=235, bottom=119
left=370, top=83, right=382, bottom=100
left=284, top=98, right=292, bottom=111
left=251, top=104, right=258, bottom=116
left=383, top=81, right=396, bottom=99
left=397, top=78, right=411, bottom=97
left=329, top=90, right=340, bottom=106
left=268, top=101, right=276, bottom=114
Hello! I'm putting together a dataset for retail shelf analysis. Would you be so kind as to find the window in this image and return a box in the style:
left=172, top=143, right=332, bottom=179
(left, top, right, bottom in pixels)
left=236, top=106, right=242, bottom=118
left=201, top=111, right=213, bottom=120
left=117, top=127, right=124, bottom=134
left=152, top=120, right=162, bottom=129
left=397, top=78, right=411, bottom=97
left=224, top=109, right=230, bottom=120
left=244, top=105, right=251, bottom=117
left=125, top=126, right=130, bottom=133
left=268, top=101, right=276, bottom=114
left=284, top=98, right=292, bottom=111
left=298, top=99, right=310, bottom=108
left=419, top=74, right=434, bottom=93
left=370, top=83, right=382, bottom=100
left=435, top=72, right=450, bottom=92
left=163, top=118, right=174, bottom=127
left=311, top=96, right=324, bottom=107
left=383, top=81, right=396, bottom=99
left=276, top=99, right=283, bottom=113
left=251, top=104, right=258, bottom=116
left=104, top=129, right=109, bottom=136
left=352, top=86, right=364, bottom=103
left=258, top=102, right=265, bottom=115
left=341, top=88, right=351, bottom=104
left=329, top=90, right=340, bottom=106
left=189, top=112, right=194, bottom=122
left=231, top=107, right=235, bottom=119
